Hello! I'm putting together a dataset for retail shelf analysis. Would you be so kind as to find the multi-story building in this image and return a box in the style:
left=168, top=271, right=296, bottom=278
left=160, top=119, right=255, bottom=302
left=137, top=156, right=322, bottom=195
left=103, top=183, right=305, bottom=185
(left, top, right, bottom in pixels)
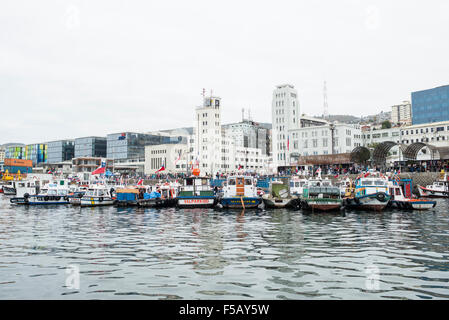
left=412, top=85, right=449, bottom=125
left=107, top=132, right=175, bottom=161
left=72, top=157, right=113, bottom=173
left=4, top=144, right=25, bottom=160
left=391, top=101, right=412, bottom=125
left=222, top=120, right=271, bottom=156
left=194, top=95, right=222, bottom=175
left=272, top=84, right=301, bottom=170
left=74, top=137, right=107, bottom=158
left=289, top=123, right=363, bottom=158
left=144, top=143, right=189, bottom=174
left=47, top=140, right=75, bottom=164
left=400, top=120, right=449, bottom=148
left=361, top=127, right=401, bottom=147
left=0, top=147, right=5, bottom=163
left=24, top=144, right=47, bottom=165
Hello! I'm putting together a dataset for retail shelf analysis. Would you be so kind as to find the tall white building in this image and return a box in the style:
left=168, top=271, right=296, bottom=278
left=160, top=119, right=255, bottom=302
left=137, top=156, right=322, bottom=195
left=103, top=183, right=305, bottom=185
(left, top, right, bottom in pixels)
left=194, top=95, right=222, bottom=175
left=391, top=101, right=412, bottom=125
left=272, top=84, right=300, bottom=170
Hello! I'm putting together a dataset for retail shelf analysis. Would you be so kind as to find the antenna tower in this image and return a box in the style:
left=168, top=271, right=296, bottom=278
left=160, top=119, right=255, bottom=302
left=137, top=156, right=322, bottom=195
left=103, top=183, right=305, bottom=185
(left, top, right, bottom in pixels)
left=323, top=81, right=329, bottom=120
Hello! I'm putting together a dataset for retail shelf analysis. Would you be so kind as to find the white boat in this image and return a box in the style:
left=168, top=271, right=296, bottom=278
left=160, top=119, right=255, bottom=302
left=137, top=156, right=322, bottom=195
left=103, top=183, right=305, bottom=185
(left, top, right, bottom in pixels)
left=10, top=180, right=70, bottom=205
left=220, top=175, right=262, bottom=209
left=80, top=185, right=115, bottom=207
left=68, top=185, right=88, bottom=206
left=417, top=174, right=449, bottom=198
left=2, top=181, right=17, bottom=195
left=289, top=176, right=308, bottom=196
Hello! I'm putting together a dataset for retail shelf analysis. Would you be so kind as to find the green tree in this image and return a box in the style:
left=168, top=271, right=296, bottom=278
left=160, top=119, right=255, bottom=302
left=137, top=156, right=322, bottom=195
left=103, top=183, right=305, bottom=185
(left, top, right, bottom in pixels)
left=381, top=120, right=392, bottom=129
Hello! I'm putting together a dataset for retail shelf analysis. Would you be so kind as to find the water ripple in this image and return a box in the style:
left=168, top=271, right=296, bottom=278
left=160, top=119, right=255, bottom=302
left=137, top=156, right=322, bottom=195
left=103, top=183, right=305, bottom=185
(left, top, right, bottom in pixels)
left=0, top=195, right=449, bottom=299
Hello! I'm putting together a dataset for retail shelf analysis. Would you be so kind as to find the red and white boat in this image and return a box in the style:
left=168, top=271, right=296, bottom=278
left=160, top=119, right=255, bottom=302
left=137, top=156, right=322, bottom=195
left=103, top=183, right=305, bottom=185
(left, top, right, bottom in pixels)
left=418, top=174, right=448, bottom=198
left=388, top=178, right=436, bottom=210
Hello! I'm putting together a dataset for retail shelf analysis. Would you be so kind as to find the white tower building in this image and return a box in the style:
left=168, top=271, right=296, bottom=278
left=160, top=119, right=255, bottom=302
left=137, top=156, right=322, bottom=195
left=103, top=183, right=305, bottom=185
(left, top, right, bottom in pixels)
left=272, top=84, right=300, bottom=171
left=194, top=95, right=222, bottom=175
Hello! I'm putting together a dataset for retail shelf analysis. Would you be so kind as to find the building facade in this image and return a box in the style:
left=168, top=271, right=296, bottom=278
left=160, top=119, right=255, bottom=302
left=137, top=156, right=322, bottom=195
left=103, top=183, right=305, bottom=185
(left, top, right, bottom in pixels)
left=74, top=137, right=107, bottom=158
left=144, top=143, right=189, bottom=174
left=194, top=95, right=222, bottom=175
left=222, top=120, right=271, bottom=156
left=289, top=123, right=363, bottom=158
left=272, top=84, right=301, bottom=169
left=47, top=140, right=75, bottom=164
left=391, top=101, right=412, bottom=125
left=412, top=85, right=449, bottom=125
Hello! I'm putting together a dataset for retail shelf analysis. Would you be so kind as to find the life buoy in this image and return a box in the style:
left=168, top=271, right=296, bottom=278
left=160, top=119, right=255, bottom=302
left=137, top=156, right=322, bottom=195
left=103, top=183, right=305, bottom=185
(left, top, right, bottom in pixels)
left=44, top=196, right=49, bottom=201
left=63, top=196, right=68, bottom=201
left=99, top=197, right=103, bottom=202
left=54, top=196, right=61, bottom=201
left=376, top=192, right=387, bottom=202
left=24, top=193, right=30, bottom=199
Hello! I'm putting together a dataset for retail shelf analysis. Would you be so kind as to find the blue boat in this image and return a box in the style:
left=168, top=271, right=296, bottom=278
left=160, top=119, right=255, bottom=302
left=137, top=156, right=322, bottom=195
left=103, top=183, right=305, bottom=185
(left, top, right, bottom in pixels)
left=220, top=175, right=261, bottom=209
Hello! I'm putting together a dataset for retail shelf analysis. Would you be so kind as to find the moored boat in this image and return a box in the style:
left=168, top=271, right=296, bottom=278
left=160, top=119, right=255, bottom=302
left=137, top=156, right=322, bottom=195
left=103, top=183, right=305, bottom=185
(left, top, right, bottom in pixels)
left=177, top=176, right=216, bottom=208
left=220, top=175, right=261, bottom=209
left=10, top=180, right=70, bottom=205
left=345, top=171, right=391, bottom=211
left=388, top=177, right=436, bottom=210
left=80, top=185, right=115, bottom=207
left=262, top=179, right=299, bottom=209
left=417, top=174, right=449, bottom=198
left=300, top=178, right=342, bottom=212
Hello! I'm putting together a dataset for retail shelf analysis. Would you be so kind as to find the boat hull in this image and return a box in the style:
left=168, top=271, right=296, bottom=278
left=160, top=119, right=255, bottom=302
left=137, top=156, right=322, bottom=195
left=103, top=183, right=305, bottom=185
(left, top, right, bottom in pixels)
left=10, top=195, right=70, bottom=205
left=391, top=200, right=437, bottom=210
left=80, top=197, right=115, bottom=207
left=177, top=197, right=216, bottom=209
left=346, top=193, right=390, bottom=211
left=301, top=199, right=342, bottom=212
left=262, top=197, right=299, bottom=209
left=220, top=197, right=261, bottom=209
left=138, top=198, right=176, bottom=208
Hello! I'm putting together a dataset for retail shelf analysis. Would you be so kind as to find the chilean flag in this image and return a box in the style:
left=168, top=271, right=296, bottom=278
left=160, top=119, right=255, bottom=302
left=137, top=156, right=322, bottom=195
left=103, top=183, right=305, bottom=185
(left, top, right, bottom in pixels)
left=92, top=160, right=106, bottom=175
left=137, top=178, right=143, bottom=185
left=238, top=165, right=243, bottom=170
left=156, top=161, right=165, bottom=173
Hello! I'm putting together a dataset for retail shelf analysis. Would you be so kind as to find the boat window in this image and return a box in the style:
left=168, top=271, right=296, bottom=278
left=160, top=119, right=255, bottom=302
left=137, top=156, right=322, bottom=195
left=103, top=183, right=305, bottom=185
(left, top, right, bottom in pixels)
left=48, top=189, right=57, bottom=195
left=98, top=190, right=105, bottom=196
left=245, top=179, right=252, bottom=185
left=290, top=182, right=294, bottom=187
left=186, top=179, right=193, bottom=186
left=295, top=182, right=300, bottom=187
left=395, top=189, right=401, bottom=195
left=237, top=178, right=244, bottom=185
left=375, top=180, right=385, bottom=186
left=228, top=179, right=236, bottom=185
left=362, top=180, right=373, bottom=185
left=202, top=179, right=208, bottom=185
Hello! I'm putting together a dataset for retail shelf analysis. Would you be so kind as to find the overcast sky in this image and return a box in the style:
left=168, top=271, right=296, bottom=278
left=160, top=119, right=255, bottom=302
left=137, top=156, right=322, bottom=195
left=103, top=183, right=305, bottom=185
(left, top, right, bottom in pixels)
left=1, top=0, right=448, bottom=145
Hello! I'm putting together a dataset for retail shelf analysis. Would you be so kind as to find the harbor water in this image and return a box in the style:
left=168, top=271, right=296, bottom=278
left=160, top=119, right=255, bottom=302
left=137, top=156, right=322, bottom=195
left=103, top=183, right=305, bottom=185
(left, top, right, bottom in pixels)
left=1, top=194, right=449, bottom=299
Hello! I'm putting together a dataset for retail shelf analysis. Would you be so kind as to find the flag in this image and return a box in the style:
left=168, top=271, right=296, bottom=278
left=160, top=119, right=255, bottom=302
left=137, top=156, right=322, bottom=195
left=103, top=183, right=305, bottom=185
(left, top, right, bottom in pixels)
left=174, top=150, right=182, bottom=165
left=92, top=160, right=106, bottom=175
left=238, top=165, right=243, bottom=170
left=287, top=136, right=290, bottom=151
left=334, top=174, right=339, bottom=178
left=364, top=172, right=370, bottom=177
left=118, top=133, right=126, bottom=140
left=156, top=160, right=165, bottom=173
left=137, top=178, right=143, bottom=185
